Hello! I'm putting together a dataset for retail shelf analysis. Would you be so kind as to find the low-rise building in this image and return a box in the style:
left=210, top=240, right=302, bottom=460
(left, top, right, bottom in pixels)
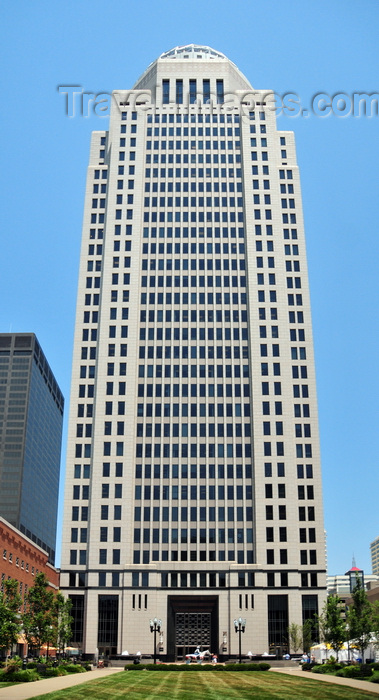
left=0, top=517, right=59, bottom=656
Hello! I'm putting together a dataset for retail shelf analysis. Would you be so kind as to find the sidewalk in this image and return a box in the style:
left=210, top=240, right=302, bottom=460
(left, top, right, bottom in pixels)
left=271, top=666, right=379, bottom=696
left=0, top=667, right=124, bottom=700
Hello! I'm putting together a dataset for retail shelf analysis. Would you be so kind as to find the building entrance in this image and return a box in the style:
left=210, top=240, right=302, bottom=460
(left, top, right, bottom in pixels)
left=175, top=612, right=211, bottom=659
left=167, top=595, right=218, bottom=661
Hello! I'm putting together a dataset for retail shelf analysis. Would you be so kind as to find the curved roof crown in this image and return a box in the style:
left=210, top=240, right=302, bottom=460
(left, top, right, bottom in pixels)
left=160, top=45, right=228, bottom=61
left=133, top=44, right=252, bottom=91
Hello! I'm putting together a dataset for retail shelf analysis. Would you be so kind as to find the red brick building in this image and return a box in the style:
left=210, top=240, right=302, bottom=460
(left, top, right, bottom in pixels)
left=0, top=517, right=59, bottom=655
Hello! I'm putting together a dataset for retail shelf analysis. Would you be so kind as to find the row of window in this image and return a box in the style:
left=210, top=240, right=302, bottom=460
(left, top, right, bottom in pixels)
left=135, top=443, right=252, bottom=459
left=144, top=196, right=244, bottom=207
left=141, top=258, right=245, bottom=271
left=134, top=527, right=253, bottom=544
left=145, top=112, right=242, bottom=124
left=146, top=140, right=241, bottom=150
left=145, top=182, right=244, bottom=193
left=133, top=506, right=252, bottom=522
left=139, top=345, right=249, bottom=360
left=146, top=166, right=242, bottom=178
left=135, top=464, right=252, bottom=479
left=143, top=211, right=245, bottom=223
left=136, top=423, right=251, bottom=438
left=2, top=550, right=38, bottom=575
left=133, top=549, right=253, bottom=564
left=140, top=291, right=247, bottom=305
left=134, top=484, right=253, bottom=501
left=140, top=274, right=246, bottom=286
left=147, top=126, right=241, bottom=137
left=265, top=483, right=314, bottom=499
left=143, top=164, right=267, bottom=176
left=139, top=364, right=249, bottom=378
left=162, top=78, right=224, bottom=106
left=71, top=505, right=122, bottom=522
left=140, top=329, right=249, bottom=343
left=141, top=310, right=248, bottom=324
left=143, top=241, right=244, bottom=254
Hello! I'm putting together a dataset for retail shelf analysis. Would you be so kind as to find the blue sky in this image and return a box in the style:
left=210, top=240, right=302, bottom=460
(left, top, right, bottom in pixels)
left=1, top=0, right=378, bottom=574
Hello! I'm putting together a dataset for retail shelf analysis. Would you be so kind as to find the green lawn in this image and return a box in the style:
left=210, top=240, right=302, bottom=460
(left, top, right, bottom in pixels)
left=31, top=669, right=379, bottom=700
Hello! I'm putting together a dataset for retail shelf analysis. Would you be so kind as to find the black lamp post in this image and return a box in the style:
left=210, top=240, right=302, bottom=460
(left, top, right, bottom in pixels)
left=234, top=617, right=246, bottom=664
left=149, top=618, right=162, bottom=665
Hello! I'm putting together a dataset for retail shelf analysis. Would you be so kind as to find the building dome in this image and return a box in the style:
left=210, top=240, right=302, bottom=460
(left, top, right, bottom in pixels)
left=159, top=45, right=228, bottom=61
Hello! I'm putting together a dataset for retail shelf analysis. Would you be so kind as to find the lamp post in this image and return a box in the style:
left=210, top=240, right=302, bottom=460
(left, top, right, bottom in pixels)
left=149, top=618, right=162, bottom=665
left=234, top=617, right=246, bottom=664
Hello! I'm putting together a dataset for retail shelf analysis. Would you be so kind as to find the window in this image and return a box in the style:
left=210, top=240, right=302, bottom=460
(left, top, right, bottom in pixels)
left=176, top=80, right=183, bottom=104
left=203, top=79, right=210, bottom=103
left=216, top=79, right=224, bottom=104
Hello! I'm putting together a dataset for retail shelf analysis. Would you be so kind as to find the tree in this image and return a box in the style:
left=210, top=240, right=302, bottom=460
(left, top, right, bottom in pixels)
left=347, top=578, right=372, bottom=663
left=318, top=595, right=346, bottom=661
left=0, top=579, right=22, bottom=655
left=302, top=619, right=313, bottom=654
left=370, top=600, right=379, bottom=650
left=54, top=593, right=73, bottom=654
left=288, top=623, right=303, bottom=653
left=23, top=573, right=55, bottom=656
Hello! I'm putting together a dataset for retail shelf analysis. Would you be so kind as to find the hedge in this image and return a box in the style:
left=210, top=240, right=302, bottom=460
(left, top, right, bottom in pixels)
left=124, top=662, right=270, bottom=672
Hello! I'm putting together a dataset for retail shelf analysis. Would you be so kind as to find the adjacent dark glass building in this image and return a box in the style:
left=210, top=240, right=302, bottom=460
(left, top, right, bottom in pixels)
left=0, top=333, right=64, bottom=563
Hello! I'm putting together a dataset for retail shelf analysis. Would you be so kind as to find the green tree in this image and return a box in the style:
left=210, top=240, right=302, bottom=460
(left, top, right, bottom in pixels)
left=23, top=572, right=55, bottom=656
left=0, top=579, right=22, bottom=654
left=371, top=600, right=379, bottom=650
left=302, top=619, right=313, bottom=654
left=288, top=623, right=303, bottom=653
left=318, top=595, right=346, bottom=661
left=54, top=593, right=73, bottom=654
left=347, top=578, right=372, bottom=663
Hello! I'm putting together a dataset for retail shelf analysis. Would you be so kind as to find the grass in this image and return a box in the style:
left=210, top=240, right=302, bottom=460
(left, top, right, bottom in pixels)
left=30, top=669, right=379, bottom=699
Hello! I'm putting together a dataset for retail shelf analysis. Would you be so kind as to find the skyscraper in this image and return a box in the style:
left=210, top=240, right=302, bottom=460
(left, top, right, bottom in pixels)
left=0, top=333, right=63, bottom=564
left=371, top=536, right=379, bottom=576
left=61, top=45, right=326, bottom=659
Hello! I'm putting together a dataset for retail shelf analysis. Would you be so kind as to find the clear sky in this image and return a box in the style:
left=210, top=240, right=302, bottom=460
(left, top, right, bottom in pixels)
left=1, top=0, right=378, bottom=574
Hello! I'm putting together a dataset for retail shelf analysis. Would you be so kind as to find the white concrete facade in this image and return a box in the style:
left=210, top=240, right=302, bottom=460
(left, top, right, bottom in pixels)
left=61, top=45, right=326, bottom=660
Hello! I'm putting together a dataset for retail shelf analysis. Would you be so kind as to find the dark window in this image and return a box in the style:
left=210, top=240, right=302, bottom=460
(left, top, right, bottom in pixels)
left=162, top=80, right=170, bottom=104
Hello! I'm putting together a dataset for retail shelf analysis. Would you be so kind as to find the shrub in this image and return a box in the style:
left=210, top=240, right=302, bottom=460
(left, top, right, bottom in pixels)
left=335, top=664, right=373, bottom=679
left=301, top=662, right=315, bottom=671
left=2, top=658, right=22, bottom=675
left=124, top=662, right=270, bottom=672
left=370, top=672, right=379, bottom=683
left=44, top=667, right=69, bottom=677
left=10, top=669, right=39, bottom=683
left=64, top=663, right=86, bottom=674
left=312, top=664, right=338, bottom=674
left=370, top=663, right=379, bottom=671
left=223, top=662, right=270, bottom=671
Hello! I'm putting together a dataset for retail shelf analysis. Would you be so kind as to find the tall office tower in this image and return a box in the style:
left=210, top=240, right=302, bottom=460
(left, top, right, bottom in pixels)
left=371, top=536, right=379, bottom=576
left=0, top=333, right=63, bottom=564
left=61, top=45, right=326, bottom=660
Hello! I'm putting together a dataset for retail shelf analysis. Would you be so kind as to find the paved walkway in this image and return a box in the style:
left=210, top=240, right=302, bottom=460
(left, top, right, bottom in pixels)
left=0, top=667, right=124, bottom=700
left=271, top=666, right=379, bottom=696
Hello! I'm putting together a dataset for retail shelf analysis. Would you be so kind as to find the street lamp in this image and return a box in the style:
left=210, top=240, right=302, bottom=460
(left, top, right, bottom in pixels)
left=234, top=617, right=246, bottom=664
left=149, top=618, right=162, bottom=665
